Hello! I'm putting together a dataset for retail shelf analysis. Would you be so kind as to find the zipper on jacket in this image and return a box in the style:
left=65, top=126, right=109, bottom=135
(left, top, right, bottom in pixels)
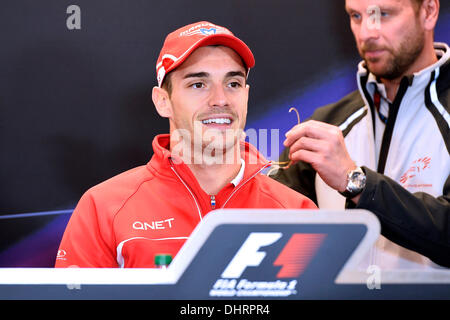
left=170, top=159, right=270, bottom=215
left=376, top=76, right=409, bottom=174
left=210, top=195, right=216, bottom=209
left=221, top=163, right=271, bottom=208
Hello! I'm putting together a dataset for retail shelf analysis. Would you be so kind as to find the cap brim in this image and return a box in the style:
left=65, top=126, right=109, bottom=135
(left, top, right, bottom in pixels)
left=165, top=34, right=255, bottom=75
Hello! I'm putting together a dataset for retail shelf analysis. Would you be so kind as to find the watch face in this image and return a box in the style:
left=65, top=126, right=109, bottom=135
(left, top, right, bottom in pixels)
left=339, top=167, right=366, bottom=198
left=348, top=170, right=366, bottom=191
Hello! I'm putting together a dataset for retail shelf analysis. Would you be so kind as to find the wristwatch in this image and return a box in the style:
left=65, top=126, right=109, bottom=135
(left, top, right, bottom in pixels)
left=339, top=166, right=366, bottom=198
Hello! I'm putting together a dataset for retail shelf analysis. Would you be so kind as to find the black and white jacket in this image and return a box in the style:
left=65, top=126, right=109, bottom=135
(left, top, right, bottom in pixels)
left=273, top=43, right=450, bottom=269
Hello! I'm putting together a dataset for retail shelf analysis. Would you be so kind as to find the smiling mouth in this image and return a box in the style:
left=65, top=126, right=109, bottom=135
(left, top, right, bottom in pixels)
left=201, top=118, right=232, bottom=125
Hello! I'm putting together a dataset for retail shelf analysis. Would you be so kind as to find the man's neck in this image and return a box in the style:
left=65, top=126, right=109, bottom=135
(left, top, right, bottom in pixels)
left=380, top=77, right=402, bottom=102
left=380, top=45, right=438, bottom=102
left=188, top=160, right=242, bottom=195
left=170, top=136, right=243, bottom=195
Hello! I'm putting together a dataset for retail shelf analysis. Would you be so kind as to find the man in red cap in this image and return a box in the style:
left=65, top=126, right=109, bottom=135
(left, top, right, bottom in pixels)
left=55, top=21, right=316, bottom=268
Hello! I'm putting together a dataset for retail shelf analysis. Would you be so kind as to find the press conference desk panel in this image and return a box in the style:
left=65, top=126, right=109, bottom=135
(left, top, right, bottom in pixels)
left=0, top=210, right=449, bottom=300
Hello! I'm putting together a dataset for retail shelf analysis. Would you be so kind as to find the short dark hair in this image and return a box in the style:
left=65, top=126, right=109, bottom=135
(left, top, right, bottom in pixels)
left=161, top=71, right=173, bottom=96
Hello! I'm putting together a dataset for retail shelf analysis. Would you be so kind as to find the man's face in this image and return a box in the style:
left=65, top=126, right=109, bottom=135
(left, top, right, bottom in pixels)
left=167, top=46, right=249, bottom=157
left=346, top=0, right=425, bottom=79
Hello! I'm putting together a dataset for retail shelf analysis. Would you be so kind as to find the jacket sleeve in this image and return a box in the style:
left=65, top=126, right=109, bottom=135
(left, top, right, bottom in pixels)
left=269, top=147, right=318, bottom=206
left=54, top=191, right=118, bottom=268
left=356, top=166, right=450, bottom=267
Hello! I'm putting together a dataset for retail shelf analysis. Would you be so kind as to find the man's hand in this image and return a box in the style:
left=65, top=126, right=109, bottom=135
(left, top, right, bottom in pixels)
left=283, top=120, right=356, bottom=193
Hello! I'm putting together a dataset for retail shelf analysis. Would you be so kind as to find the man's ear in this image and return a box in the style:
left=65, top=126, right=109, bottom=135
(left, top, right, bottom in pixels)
left=152, top=86, right=173, bottom=118
left=245, top=83, right=250, bottom=103
left=421, top=0, right=439, bottom=31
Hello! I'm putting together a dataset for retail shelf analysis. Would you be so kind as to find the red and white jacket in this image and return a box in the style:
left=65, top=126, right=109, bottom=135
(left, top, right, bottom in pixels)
left=55, top=134, right=316, bottom=268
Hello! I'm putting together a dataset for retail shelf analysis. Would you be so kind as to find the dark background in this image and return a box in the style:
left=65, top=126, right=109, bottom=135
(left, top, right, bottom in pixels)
left=1, top=0, right=449, bottom=216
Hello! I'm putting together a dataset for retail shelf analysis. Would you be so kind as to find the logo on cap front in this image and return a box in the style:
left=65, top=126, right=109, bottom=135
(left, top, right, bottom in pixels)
left=179, top=22, right=229, bottom=38
left=200, top=28, right=217, bottom=36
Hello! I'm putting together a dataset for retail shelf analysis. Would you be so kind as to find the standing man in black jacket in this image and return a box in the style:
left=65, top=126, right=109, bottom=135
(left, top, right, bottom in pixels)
left=272, top=0, right=450, bottom=268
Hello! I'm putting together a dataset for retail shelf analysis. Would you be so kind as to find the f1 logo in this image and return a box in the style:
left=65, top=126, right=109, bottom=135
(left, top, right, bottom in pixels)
left=221, top=233, right=282, bottom=278
left=221, top=232, right=326, bottom=279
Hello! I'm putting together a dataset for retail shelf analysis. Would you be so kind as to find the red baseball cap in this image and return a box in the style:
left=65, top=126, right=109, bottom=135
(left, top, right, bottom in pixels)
left=155, top=21, right=255, bottom=87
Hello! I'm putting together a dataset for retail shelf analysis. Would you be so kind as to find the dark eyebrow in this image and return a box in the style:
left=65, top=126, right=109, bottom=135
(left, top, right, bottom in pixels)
left=345, top=5, right=356, bottom=14
left=182, top=71, right=246, bottom=80
left=226, top=71, right=246, bottom=78
left=183, top=72, right=209, bottom=79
